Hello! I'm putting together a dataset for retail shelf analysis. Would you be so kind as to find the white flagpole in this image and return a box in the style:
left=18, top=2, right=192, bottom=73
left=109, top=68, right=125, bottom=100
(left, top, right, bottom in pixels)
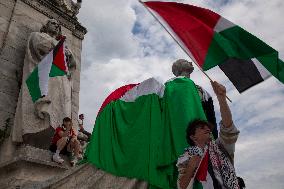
left=139, top=0, right=232, bottom=102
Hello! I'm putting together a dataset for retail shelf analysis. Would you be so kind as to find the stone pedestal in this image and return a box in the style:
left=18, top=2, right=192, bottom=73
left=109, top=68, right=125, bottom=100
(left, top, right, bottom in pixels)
left=0, top=145, right=148, bottom=189
left=0, top=145, right=69, bottom=189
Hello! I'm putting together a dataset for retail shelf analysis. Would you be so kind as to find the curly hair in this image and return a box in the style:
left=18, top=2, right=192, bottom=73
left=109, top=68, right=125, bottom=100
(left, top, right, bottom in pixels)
left=186, top=119, right=214, bottom=146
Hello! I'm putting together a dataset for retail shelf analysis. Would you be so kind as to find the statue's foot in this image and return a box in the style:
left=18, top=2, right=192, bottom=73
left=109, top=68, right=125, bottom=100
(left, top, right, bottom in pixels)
left=36, top=96, right=51, bottom=104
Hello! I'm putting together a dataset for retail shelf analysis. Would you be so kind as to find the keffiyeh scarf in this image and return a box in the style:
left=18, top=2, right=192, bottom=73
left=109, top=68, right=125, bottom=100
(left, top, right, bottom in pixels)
left=186, top=140, right=239, bottom=189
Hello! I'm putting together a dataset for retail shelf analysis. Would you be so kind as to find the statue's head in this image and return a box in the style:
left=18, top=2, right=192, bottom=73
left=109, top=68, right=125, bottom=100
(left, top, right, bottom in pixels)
left=40, top=19, right=62, bottom=38
left=172, top=59, right=194, bottom=78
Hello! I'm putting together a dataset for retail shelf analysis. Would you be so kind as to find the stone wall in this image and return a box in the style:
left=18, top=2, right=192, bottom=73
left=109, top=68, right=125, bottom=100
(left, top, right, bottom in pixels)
left=0, top=0, right=86, bottom=142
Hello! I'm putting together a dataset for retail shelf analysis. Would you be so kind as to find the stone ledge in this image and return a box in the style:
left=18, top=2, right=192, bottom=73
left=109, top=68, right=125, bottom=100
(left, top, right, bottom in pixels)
left=20, top=164, right=148, bottom=189
left=0, top=149, right=69, bottom=171
left=19, top=0, right=87, bottom=39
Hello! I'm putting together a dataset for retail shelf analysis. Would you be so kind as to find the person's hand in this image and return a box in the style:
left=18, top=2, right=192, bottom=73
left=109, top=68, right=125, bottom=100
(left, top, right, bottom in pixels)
left=179, top=155, right=201, bottom=189
left=187, top=155, right=201, bottom=170
left=211, top=81, right=226, bottom=99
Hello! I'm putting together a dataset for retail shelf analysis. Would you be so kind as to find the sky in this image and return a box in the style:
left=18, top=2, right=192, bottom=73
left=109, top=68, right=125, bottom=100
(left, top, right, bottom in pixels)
left=77, top=0, right=284, bottom=188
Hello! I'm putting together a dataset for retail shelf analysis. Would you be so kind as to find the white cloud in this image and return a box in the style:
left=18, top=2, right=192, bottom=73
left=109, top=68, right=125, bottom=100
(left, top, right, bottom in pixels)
left=78, top=0, right=139, bottom=64
left=78, top=0, right=284, bottom=188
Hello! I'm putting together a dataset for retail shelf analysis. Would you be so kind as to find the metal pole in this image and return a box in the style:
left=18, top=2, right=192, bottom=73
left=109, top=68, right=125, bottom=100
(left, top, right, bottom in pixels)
left=139, top=0, right=232, bottom=102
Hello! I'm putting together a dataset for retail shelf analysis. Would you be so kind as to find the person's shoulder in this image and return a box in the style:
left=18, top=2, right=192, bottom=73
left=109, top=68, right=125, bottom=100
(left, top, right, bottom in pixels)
left=176, top=149, right=190, bottom=167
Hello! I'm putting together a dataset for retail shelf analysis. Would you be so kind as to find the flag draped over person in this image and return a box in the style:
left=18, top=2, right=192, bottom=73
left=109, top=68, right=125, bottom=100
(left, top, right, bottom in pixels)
left=143, top=1, right=284, bottom=93
left=84, top=77, right=207, bottom=189
left=26, top=38, right=68, bottom=102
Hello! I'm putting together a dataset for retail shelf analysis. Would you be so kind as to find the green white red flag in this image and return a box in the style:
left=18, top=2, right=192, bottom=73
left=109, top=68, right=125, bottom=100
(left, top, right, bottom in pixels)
left=84, top=77, right=207, bottom=189
left=26, top=38, right=68, bottom=102
left=144, top=1, right=284, bottom=93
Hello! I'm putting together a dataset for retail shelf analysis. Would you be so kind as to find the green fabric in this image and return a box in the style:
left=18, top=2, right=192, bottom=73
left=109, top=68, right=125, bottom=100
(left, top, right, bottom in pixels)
left=193, top=180, right=203, bottom=189
left=26, top=67, right=41, bottom=102
left=84, top=77, right=206, bottom=189
left=49, top=64, right=66, bottom=77
left=203, top=25, right=284, bottom=84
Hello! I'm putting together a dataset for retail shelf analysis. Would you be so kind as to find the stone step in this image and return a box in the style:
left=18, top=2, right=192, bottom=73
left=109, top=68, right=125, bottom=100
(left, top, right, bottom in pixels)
left=0, top=145, right=148, bottom=189
left=22, top=164, right=148, bottom=189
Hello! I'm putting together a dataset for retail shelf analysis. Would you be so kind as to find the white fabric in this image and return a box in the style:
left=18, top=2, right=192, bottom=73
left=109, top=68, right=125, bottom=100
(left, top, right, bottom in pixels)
left=38, top=49, right=53, bottom=96
left=200, top=171, right=214, bottom=189
left=251, top=58, right=271, bottom=80
left=214, top=17, right=235, bottom=33
left=120, top=77, right=165, bottom=102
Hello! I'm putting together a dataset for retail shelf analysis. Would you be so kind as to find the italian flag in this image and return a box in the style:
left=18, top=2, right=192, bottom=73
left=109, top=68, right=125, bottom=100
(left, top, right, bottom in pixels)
left=144, top=1, right=284, bottom=93
left=26, top=38, right=68, bottom=102
left=84, top=77, right=207, bottom=189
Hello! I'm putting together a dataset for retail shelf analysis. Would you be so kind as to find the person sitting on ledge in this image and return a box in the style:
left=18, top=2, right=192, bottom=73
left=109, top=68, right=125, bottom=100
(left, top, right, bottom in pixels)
left=77, top=113, right=91, bottom=142
left=49, top=117, right=82, bottom=165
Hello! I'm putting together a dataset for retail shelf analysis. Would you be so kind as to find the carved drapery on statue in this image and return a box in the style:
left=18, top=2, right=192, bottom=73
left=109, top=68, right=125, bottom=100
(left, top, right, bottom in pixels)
left=52, top=0, right=82, bottom=17
left=12, top=20, right=76, bottom=143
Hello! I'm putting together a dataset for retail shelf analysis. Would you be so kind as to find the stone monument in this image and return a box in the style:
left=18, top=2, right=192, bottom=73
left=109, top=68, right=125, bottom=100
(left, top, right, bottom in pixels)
left=0, top=0, right=86, bottom=187
left=0, top=1, right=149, bottom=188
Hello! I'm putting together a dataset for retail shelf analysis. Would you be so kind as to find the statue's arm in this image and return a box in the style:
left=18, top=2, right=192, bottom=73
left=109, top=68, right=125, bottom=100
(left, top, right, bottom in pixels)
left=30, top=33, right=55, bottom=60
left=65, top=47, right=76, bottom=70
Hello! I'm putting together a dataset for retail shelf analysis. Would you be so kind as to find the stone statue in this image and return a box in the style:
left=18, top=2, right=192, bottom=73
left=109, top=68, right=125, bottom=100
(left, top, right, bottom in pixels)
left=12, top=19, right=76, bottom=143
left=54, top=0, right=82, bottom=17
left=172, top=59, right=219, bottom=139
left=172, top=59, right=194, bottom=78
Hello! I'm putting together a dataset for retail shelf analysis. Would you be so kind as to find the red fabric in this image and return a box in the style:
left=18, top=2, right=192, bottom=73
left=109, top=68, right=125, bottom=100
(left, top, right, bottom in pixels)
left=196, top=150, right=209, bottom=181
left=144, top=1, right=220, bottom=67
left=53, top=39, right=67, bottom=72
left=51, top=126, right=76, bottom=144
left=98, top=83, right=138, bottom=114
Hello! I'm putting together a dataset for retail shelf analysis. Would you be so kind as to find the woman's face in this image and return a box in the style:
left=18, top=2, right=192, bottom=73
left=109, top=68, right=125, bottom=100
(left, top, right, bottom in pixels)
left=191, top=124, right=211, bottom=145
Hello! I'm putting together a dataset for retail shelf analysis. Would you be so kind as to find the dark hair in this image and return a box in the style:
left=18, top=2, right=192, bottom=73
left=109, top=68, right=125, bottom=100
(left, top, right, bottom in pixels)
left=186, top=119, right=214, bottom=146
left=237, top=177, right=246, bottom=189
left=63, top=117, right=72, bottom=123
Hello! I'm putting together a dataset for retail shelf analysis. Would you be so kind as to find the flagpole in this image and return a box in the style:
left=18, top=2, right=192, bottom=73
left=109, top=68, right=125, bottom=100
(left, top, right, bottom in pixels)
left=139, top=0, right=232, bottom=103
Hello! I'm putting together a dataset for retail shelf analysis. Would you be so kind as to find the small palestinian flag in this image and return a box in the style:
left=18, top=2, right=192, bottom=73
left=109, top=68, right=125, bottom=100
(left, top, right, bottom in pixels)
left=84, top=77, right=207, bottom=189
left=26, top=38, right=68, bottom=102
left=144, top=1, right=284, bottom=92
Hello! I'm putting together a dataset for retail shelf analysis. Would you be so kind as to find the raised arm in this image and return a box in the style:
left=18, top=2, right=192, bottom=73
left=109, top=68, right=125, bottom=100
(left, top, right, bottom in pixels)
left=211, top=81, right=239, bottom=161
left=211, top=81, right=232, bottom=128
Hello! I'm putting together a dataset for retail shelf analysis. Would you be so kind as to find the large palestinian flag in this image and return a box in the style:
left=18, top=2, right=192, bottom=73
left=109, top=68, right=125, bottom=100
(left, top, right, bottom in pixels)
left=144, top=1, right=284, bottom=93
left=26, top=38, right=68, bottom=102
left=84, top=77, right=207, bottom=189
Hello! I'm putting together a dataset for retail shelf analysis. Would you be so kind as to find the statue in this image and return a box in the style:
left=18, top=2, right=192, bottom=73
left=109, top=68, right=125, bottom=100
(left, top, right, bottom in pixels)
left=172, top=59, right=218, bottom=139
left=172, top=58, right=194, bottom=78
left=54, top=0, right=82, bottom=17
left=12, top=19, right=76, bottom=143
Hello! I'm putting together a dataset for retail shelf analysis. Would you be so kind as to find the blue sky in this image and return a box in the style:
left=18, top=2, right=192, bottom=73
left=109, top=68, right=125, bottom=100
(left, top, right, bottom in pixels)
left=77, top=0, right=284, bottom=188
